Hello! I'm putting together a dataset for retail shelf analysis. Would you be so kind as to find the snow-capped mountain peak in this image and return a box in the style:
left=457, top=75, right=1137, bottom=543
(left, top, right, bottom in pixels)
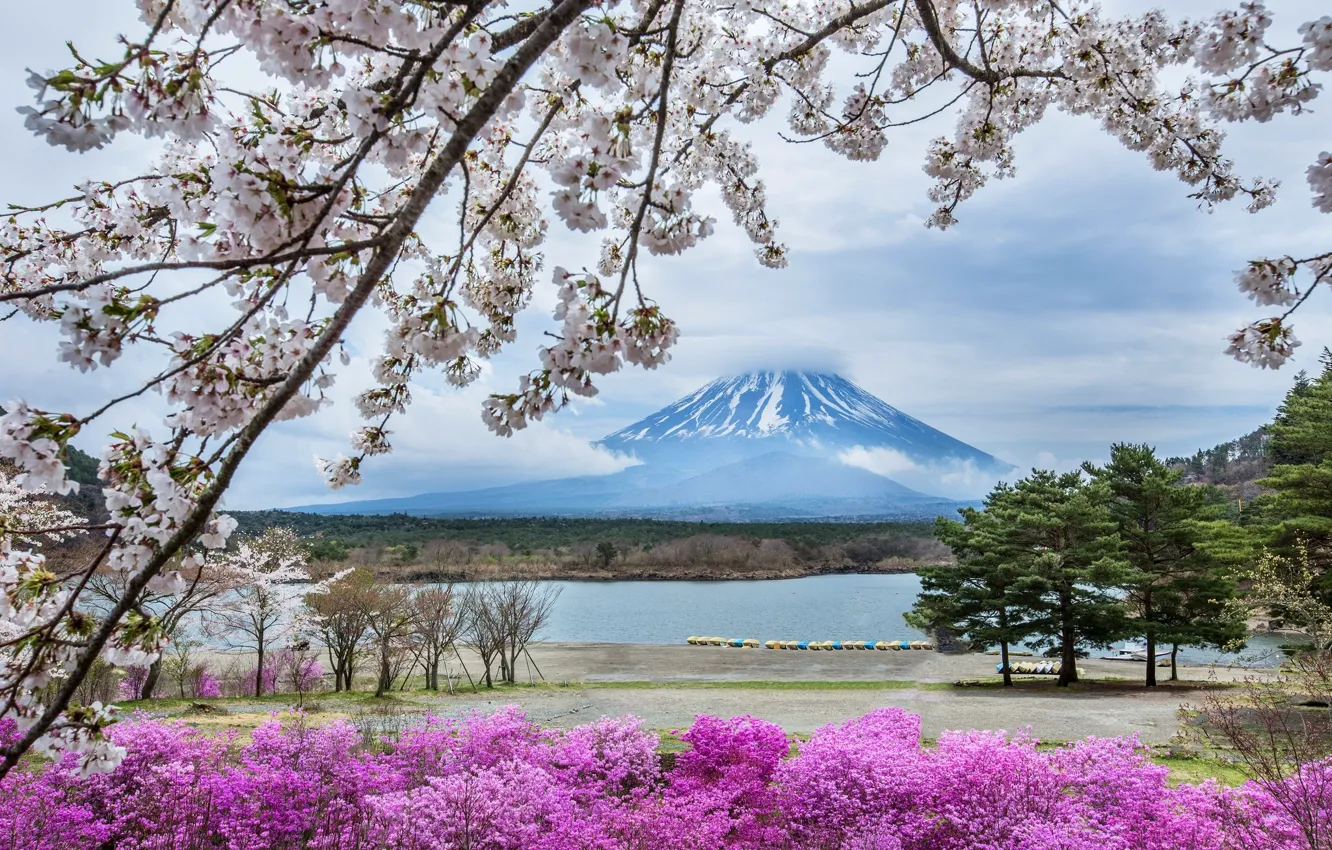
left=604, top=370, right=963, bottom=447
left=598, top=370, right=1012, bottom=498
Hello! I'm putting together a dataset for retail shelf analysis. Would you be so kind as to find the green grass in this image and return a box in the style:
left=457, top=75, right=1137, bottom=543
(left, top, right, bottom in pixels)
left=571, top=679, right=955, bottom=691
left=1151, top=754, right=1251, bottom=787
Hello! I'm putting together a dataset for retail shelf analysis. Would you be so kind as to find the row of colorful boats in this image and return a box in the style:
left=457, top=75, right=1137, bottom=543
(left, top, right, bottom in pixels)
left=996, top=661, right=1085, bottom=676
left=685, top=637, right=935, bottom=651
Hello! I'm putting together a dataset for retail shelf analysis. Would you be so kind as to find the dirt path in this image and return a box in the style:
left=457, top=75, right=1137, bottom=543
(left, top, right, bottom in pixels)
left=399, top=643, right=1241, bottom=743
left=196, top=643, right=1251, bottom=743
left=408, top=684, right=1189, bottom=743
left=513, top=642, right=1262, bottom=685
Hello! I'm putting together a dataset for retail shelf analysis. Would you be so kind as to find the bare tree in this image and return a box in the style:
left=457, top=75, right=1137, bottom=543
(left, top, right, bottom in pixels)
left=496, top=581, right=560, bottom=685
left=1189, top=542, right=1332, bottom=850
left=462, top=581, right=560, bottom=686
left=160, top=639, right=206, bottom=700
left=462, top=585, right=505, bottom=689
left=1193, top=653, right=1332, bottom=850
left=411, top=585, right=462, bottom=692
left=357, top=583, right=418, bottom=698
left=306, top=568, right=373, bottom=692
left=283, top=638, right=320, bottom=708
left=85, top=552, right=237, bottom=699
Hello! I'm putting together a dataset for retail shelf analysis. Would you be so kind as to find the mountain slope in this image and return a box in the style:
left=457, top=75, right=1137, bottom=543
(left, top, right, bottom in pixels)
left=606, top=453, right=931, bottom=507
left=598, top=371, right=1012, bottom=495
left=285, top=370, right=1010, bottom=518
left=1166, top=427, right=1269, bottom=490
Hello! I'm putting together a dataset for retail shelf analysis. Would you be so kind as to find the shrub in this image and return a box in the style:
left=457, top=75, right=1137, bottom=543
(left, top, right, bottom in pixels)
left=0, top=708, right=1325, bottom=849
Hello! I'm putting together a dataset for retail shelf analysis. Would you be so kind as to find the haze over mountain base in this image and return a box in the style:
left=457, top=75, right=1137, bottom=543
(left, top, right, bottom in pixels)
left=287, top=371, right=1013, bottom=519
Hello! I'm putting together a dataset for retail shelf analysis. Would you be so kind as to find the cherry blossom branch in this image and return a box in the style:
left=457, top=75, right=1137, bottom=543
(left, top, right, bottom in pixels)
left=615, top=0, right=687, bottom=307
left=0, top=0, right=595, bottom=777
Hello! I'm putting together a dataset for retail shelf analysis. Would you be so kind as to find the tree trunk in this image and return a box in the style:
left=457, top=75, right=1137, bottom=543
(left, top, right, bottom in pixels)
left=1144, top=628, right=1158, bottom=688
left=327, top=645, right=343, bottom=693
left=1059, top=637, right=1078, bottom=686
left=1000, top=641, right=1012, bottom=687
left=375, top=648, right=391, bottom=698
left=142, top=659, right=161, bottom=700
left=1057, top=591, right=1078, bottom=687
left=254, top=633, right=266, bottom=698
left=1144, top=595, right=1157, bottom=688
left=1170, top=644, right=1180, bottom=682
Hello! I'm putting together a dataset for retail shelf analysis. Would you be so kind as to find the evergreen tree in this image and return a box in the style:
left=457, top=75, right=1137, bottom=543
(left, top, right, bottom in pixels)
left=1084, top=444, right=1240, bottom=686
left=996, top=470, right=1130, bottom=687
left=1261, top=348, right=1332, bottom=603
left=910, top=488, right=1042, bottom=687
left=1155, top=572, right=1247, bottom=681
left=1267, top=350, right=1332, bottom=467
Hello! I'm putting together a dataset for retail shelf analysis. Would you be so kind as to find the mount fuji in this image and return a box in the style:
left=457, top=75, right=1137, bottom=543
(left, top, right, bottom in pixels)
left=287, top=371, right=1013, bottom=519
left=599, top=371, right=1010, bottom=490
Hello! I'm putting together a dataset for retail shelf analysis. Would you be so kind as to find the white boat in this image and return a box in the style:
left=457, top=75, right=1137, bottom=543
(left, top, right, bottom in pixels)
left=1101, top=642, right=1171, bottom=662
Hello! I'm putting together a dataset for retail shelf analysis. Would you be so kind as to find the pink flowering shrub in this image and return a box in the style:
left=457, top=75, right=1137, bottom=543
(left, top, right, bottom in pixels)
left=117, top=665, right=150, bottom=701
left=237, top=664, right=278, bottom=697
left=196, top=670, right=222, bottom=699
left=0, top=707, right=1326, bottom=849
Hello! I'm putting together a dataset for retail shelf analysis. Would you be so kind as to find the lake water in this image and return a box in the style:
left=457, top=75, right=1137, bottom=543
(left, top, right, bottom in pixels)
left=530, top=573, right=1291, bottom=667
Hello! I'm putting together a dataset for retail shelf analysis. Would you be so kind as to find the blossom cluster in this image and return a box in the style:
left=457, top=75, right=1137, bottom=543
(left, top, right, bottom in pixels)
left=0, top=706, right=1326, bottom=849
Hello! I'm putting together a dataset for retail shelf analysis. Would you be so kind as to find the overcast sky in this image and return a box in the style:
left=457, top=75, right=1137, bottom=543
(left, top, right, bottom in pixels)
left=3, top=1, right=1330, bottom=510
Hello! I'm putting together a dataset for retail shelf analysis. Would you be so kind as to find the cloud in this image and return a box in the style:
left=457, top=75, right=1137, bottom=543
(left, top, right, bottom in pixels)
left=837, top=447, right=1005, bottom=500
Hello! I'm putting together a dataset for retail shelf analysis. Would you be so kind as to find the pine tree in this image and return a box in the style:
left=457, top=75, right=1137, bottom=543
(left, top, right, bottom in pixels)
left=994, top=470, right=1130, bottom=687
left=1261, top=348, right=1332, bottom=603
left=1266, top=349, right=1332, bottom=466
left=910, top=488, right=1043, bottom=687
left=1155, top=572, right=1247, bottom=681
left=1269, top=369, right=1315, bottom=466
left=1084, top=444, right=1240, bottom=686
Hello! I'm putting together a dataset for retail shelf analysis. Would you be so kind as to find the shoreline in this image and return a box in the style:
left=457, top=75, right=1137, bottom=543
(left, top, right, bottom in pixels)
left=204, top=640, right=1272, bottom=684
left=379, top=560, right=927, bottom=583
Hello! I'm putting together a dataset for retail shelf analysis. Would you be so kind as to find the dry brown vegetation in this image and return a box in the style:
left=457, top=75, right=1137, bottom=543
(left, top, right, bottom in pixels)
left=332, top=532, right=951, bottom=582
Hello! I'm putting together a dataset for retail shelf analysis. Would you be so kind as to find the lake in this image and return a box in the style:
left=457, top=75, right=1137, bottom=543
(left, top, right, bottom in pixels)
left=530, top=573, right=1291, bottom=667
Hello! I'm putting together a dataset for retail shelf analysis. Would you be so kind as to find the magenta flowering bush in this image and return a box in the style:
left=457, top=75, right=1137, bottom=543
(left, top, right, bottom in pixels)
left=0, top=707, right=1326, bottom=850
left=236, top=664, right=279, bottom=697
left=231, top=651, right=324, bottom=698
left=196, top=670, right=223, bottom=699
left=116, top=666, right=151, bottom=701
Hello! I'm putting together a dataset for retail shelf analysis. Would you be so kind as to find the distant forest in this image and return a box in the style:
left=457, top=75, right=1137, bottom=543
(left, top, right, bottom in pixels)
left=226, top=511, right=948, bottom=580
left=1162, top=355, right=1331, bottom=501
left=1166, top=426, right=1269, bottom=496
left=229, top=511, right=936, bottom=549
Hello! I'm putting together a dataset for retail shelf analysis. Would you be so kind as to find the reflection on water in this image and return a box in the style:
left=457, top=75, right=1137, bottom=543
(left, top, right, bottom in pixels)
left=519, top=573, right=1289, bottom=667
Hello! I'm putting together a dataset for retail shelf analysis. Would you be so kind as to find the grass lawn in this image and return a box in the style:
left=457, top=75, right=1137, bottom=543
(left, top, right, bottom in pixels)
left=1150, top=753, right=1251, bottom=787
